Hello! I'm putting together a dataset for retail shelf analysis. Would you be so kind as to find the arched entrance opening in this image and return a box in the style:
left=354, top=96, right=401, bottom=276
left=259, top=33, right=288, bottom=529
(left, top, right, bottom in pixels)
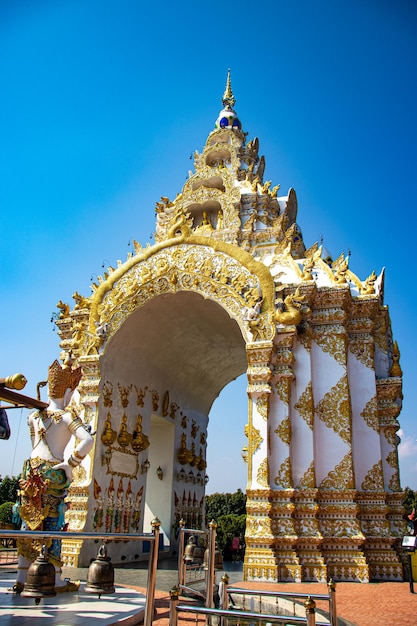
left=99, top=290, right=247, bottom=555
left=206, top=374, right=248, bottom=494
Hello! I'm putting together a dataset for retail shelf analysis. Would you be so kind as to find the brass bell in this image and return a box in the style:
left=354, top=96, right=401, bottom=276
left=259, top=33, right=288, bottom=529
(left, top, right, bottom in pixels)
left=22, top=545, right=56, bottom=605
left=193, top=537, right=206, bottom=564
left=85, top=544, right=115, bottom=598
left=203, top=542, right=223, bottom=571
left=184, top=535, right=196, bottom=564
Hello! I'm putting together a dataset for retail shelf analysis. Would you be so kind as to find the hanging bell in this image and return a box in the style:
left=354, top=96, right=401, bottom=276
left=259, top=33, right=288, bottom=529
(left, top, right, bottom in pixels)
left=85, top=544, right=115, bottom=598
left=214, top=543, right=224, bottom=571
left=203, top=542, right=223, bottom=571
left=193, top=537, right=206, bottom=564
left=22, top=545, right=56, bottom=605
left=184, top=536, right=196, bottom=563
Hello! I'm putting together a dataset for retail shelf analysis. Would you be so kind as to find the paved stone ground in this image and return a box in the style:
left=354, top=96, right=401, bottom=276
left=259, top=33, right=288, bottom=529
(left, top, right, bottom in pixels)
left=66, top=559, right=417, bottom=626
left=2, top=557, right=417, bottom=625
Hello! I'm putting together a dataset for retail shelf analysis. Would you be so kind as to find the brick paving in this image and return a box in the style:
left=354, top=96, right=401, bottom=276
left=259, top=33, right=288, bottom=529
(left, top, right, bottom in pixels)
left=131, top=579, right=417, bottom=626
left=2, top=558, right=417, bottom=625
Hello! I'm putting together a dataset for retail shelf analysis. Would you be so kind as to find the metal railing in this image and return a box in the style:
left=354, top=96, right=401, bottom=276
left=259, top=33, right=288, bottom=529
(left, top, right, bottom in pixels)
left=225, top=581, right=337, bottom=626
left=0, top=518, right=161, bottom=626
left=170, top=594, right=328, bottom=626
left=177, top=520, right=210, bottom=600
left=172, top=523, right=338, bottom=626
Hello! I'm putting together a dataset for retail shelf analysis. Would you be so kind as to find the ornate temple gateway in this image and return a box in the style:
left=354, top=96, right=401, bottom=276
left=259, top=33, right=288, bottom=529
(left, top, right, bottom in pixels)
left=54, top=72, right=405, bottom=582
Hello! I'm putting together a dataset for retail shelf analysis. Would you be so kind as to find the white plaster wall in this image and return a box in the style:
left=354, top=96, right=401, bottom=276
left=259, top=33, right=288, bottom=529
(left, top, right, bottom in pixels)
left=143, top=414, right=175, bottom=545
left=310, top=340, right=349, bottom=486
left=347, top=350, right=381, bottom=490
left=291, top=340, right=315, bottom=487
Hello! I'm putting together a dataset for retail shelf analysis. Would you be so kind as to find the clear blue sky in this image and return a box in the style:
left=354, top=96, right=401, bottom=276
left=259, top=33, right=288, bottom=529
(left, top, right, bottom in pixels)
left=1, top=0, right=416, bottom=494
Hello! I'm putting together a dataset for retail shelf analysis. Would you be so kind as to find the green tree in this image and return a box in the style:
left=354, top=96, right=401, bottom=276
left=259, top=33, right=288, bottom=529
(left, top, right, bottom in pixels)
left=205, top=488, right=246, bottom=521
left=0, top=476, right=19, bottom=507
left=215, top=513, right=246, bottom=557
left=0, top=502, right=15, bottom=527
left=403, top=487, right=417, bottom=513
left=205, top=489, right=247, bottom=559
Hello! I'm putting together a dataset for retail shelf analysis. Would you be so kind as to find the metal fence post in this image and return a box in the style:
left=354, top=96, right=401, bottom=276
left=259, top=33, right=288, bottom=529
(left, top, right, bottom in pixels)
left=205, top=520, right=217, bottom=610
left=304, top=596, right=316, bottom=626
left=177, top=519, right=186, bottom=588
left=144, top=517, right=161, bottom=626
left=219, top=573, right=229, bottom=626
left=327, top=578, right=337, bottom=626
left=169, top=585, right=180, bottom=626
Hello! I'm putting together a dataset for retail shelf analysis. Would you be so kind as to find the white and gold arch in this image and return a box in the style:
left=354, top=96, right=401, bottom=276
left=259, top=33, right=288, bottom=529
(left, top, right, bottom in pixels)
left=53, top=71, right=405, bottom=582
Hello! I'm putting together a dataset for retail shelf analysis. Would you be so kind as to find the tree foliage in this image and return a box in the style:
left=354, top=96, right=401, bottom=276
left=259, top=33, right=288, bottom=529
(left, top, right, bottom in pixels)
left=0, top=502, right=14, bottom=527
left=205, top=488, right=246, bottom=521
left=215, top=513, right=246, bottom=556
left=0, top=476, right=19, bottom=507
left=403, top=487, right=417, bottom=514
left=205, top=489, right=247, bottom=557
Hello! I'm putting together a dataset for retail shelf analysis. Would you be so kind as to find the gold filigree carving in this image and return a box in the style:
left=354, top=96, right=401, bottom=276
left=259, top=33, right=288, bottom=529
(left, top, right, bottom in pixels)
left=314, top=327, right=346, bottom=366
left=297, top=461, right=316, bottom=489
left=102, top=382, right=113, bottom=408
left=386, top=450, right=398, bottom=469
left=361, top=460, right=384, bottom=491
left=274, top=378, right=291, bottom=404
left=294, top=381, right=314, bottom=430
left=384, top=428, right=397, bottom=446
left=349, top=339, right=374, bottom=369
left=257, top=457, right=269, bottom=487
left=360, top=395, right=379, bottom=432
left=89, top=240, right=276, bottom=346
left=256, top=395, right=269, bottom=420
left=274, top=457, right=292, bottom=488
left=320, top=453, right=354, bottom=489
left=244, top=423, right=263, bottom=455
left=135, top=385, right=148, bottom=407
left=275, top=416, right=291, bottom=446
left=315, top=375, right=352, bottom=444
left=388, top=470, right=401, bottom=491
left=118, top=384, right=132, bottom=408
left=72, top=464, right=87, bottom=485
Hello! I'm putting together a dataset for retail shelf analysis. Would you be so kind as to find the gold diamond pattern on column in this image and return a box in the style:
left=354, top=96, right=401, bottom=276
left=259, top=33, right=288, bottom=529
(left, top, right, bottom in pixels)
left=275, top=416, right=291, bottom=445
left=274, top=456, right=292, bottom=489
left=315, top=375, right=352, bottom=445
left=294, top=380, right=314, bottom=430
left=360, top=394, right=379, bottom=432
left=320, top=453, right=355, bottom=489
left=361, top=460, right=384, bottom=491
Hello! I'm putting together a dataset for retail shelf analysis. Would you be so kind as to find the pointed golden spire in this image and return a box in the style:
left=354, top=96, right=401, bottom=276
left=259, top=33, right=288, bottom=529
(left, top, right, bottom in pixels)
left=222, top=68, right=235, bottom=109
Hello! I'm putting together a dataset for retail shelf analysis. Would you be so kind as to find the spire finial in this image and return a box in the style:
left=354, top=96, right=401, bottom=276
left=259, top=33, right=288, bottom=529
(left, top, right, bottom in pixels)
left=222, top=69, right=235, bottom=109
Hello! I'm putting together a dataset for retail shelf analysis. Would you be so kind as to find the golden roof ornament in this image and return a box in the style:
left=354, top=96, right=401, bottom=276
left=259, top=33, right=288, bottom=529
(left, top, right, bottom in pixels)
left=222, top=68, right=235, bottom=109
left=215, top=69, right=241, bottom=130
